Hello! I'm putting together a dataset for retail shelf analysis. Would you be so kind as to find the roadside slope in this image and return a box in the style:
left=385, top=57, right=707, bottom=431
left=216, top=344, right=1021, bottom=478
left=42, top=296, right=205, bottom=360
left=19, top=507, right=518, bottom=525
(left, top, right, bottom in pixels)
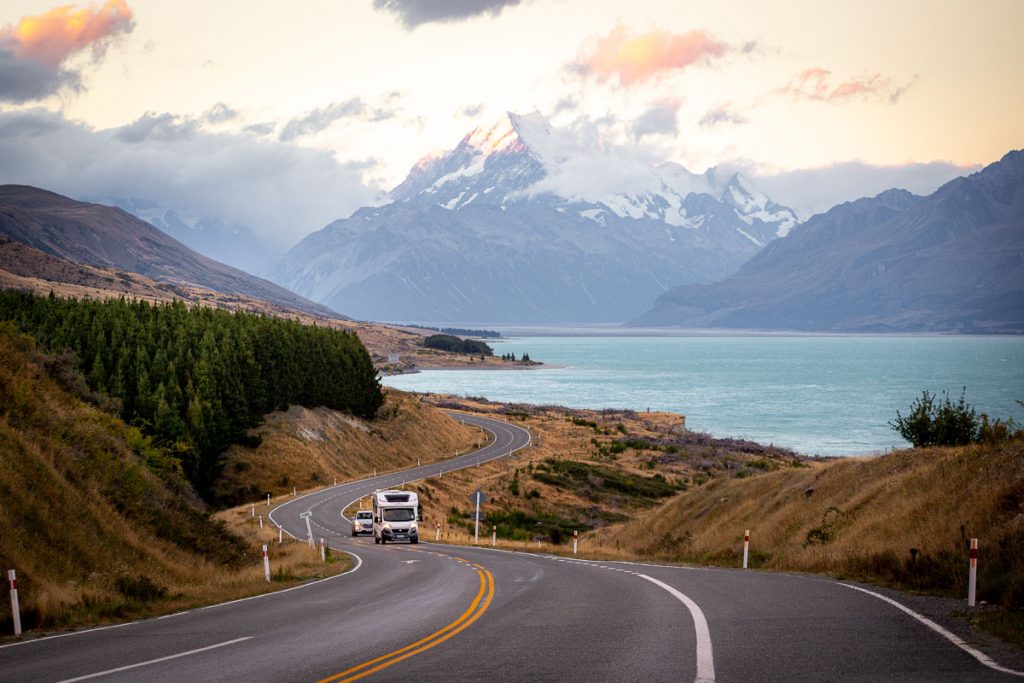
left=214, top=390, right=483, bottom=505
left=605, top=438, right=1024, bottom=607
left=0, top=324, right=252, bottom=631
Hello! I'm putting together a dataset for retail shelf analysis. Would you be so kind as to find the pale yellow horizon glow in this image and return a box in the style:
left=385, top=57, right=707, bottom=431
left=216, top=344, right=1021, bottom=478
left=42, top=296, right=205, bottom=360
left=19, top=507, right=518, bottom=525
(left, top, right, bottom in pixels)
left=2, top=0, right=1022, bottom=190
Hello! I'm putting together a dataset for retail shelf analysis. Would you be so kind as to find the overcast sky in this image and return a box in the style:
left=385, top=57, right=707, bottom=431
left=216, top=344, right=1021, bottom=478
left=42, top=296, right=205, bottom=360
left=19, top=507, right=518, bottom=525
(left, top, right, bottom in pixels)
left=1, top=0, right=1021, bottom=242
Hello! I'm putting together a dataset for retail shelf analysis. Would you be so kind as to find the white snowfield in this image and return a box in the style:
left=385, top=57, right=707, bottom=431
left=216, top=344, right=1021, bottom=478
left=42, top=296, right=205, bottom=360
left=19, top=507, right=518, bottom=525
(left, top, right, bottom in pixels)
left=413, top=111, right=799, bottom=239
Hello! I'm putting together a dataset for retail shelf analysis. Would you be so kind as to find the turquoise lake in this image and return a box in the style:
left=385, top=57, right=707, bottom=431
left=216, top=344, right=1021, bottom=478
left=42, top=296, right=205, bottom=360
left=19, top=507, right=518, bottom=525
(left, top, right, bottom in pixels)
left=382, top=334, right=1024, bottom=456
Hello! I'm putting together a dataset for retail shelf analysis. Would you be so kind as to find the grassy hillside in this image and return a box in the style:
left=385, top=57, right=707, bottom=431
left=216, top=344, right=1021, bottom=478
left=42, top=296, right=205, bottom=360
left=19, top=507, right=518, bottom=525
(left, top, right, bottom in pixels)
left=391, top=395, right=1022, bottom=622
left=214, top=390, right=484, bottom=505
left=603, top=438, right=1024, bottom=607
left=0, top=291, right=383, bottom=499
left=398, top=396, right=803, bottom=548
left=0, top=325, right=365, bottom=635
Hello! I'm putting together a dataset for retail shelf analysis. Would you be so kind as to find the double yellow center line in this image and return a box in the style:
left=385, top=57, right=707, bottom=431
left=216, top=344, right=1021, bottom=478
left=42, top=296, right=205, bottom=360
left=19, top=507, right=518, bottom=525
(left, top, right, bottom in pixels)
left=317, top=557, right=495, bottom=682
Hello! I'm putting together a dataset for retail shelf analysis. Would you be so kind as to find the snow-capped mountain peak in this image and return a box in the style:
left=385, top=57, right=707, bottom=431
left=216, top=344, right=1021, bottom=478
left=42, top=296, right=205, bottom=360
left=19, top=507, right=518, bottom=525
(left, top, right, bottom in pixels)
left=389, top=111, right=798, bottom=239
left=464, top=111, right=554, bottom=158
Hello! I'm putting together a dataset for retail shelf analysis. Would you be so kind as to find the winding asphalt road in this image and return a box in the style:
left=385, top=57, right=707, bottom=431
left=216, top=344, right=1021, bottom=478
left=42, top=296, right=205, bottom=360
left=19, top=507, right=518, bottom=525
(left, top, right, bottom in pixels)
left=1, top=412, right=1021, bottom=681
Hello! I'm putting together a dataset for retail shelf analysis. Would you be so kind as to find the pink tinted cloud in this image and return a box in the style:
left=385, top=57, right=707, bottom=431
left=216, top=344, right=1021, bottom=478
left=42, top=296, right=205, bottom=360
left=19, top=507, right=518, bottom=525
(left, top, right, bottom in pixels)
left=3, top=0, right=134, bottom=67
left=576, top=24, right=730, bottom=86
left=780, top=68, right=914, bottom=104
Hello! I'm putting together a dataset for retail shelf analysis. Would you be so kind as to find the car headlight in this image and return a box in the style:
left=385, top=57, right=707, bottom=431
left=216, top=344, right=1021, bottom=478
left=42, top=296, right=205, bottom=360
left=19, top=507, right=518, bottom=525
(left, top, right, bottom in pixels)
left=410, top=523, right=418, bottom=532
left=383, top=524, right=391, bottom=532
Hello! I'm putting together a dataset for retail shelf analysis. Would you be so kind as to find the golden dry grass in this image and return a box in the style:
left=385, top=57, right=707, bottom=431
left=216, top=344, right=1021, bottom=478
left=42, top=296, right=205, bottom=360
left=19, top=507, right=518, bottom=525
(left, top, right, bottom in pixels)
left=0, top=328, right=355, bottom=636
left=395, top=397, right=1024, bottom=607
left=603, top=438, right=1024, bottom=576
left=214, top=390, right=482, bottom=505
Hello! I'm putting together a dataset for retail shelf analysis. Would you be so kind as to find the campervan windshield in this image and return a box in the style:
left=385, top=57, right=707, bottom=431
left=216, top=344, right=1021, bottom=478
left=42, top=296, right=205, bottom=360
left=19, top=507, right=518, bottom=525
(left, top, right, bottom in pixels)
left=383, top=508, right=415, bottom=522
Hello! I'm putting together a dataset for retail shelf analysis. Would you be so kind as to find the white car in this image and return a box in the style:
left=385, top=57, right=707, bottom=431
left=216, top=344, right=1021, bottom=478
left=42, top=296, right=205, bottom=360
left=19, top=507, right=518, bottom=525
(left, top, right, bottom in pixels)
left=351, top=510, right=374, bottom=536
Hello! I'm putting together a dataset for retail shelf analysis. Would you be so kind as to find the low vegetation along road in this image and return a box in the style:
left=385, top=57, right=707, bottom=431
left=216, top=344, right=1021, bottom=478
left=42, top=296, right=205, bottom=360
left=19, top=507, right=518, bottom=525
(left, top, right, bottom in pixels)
left=1, top=413, right=1021, bottom=682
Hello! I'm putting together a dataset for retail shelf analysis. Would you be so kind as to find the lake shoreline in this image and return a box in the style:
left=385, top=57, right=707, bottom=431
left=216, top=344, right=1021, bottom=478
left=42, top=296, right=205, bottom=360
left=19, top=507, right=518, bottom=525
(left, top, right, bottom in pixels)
left=383, top=334, right=1024, bottom=457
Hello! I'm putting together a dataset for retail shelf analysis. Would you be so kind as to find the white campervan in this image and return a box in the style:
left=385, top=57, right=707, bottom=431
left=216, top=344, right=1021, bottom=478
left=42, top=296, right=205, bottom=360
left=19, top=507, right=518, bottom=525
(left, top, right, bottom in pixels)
left=371, top=490, right=419, bottom=544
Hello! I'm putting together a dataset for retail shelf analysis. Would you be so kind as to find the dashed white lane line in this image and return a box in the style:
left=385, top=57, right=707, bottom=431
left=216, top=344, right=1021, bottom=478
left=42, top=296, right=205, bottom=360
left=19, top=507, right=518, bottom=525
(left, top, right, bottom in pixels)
left=54, top=637, right=252, bottom=682
left=840, top=583, right=1024, bottom=678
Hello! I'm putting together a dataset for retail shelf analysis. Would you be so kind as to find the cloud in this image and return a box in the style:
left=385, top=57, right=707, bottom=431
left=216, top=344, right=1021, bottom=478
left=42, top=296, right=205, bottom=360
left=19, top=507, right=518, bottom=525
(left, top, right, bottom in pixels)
left=699, top=103, right=748, bottom=127
left=0, top=108, right=382, bottom=245
left=746, top=159, right=980, bottom=219
left=0, top=45, right=81, bottom=102
left=551, top=97, right=578, bottom=116
left=457, top=103, right=484, bottom=118
left=279, top=98, right=396, bottom=142
left=114, top=111, right=198, bottom=143
left=372, top=0, right=523, bottom=29
left=203, top=102, right=239, bottom=124
left=574, top=24, right=731, bottom=86
left=779, top=68, right=915, bottom=105
left=0, top=0, right=134, bottom=102
left=633, top=101, right=682, bottom=139
left=243, top=121, right=276, bottom=136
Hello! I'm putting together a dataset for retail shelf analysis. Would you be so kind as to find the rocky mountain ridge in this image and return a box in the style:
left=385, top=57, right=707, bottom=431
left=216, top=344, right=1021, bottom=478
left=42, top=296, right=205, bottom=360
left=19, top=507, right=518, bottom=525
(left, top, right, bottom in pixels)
left=632, top=150, right=1024, bottom=332
left=266, top=112, right=800, bottom=323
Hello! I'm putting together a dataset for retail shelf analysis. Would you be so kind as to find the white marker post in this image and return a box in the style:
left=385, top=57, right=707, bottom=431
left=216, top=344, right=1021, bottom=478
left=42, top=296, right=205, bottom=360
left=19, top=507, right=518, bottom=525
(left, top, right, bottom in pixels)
left=292, top=487, right=296, bottom=496
left=474, top=491, right=482, bottom=545
left=250, top=504, right=255, bottom=518
left=300, top=512, right=314, bottom=547
left=436, top=522, right=440, bottom=541
left=492, top=526, right=496, bottom=547
left=259, top=515, right=263, bottom=529
left=320, top=538, right=326, bottom=563
left=266, top=493, right=270, bottom=507
left=743, top=530, right=750, bottom=569
left=8, top=570, right=21, bottom=636
left=278, top=527, right=283, bottom=545
left=262, top=545, right=271, bottom=582
left=968, top=538, right=978, bottom=607
left=573, top=530, right=578, bottom=555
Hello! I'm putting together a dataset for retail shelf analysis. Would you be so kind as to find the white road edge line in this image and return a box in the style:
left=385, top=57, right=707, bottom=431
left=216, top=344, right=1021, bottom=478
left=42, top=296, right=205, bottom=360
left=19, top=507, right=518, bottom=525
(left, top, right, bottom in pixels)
left=53, top=637, right=252, bottom=683
left=636, top=573, right=715, bottom=683
left=839, top=583, right=1024, bottom=678
left=0, top=553, right=363, bottom=650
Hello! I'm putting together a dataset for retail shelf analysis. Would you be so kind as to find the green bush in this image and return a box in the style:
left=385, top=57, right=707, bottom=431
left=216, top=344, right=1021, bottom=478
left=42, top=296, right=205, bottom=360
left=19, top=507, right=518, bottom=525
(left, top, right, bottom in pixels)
left=890, top=389, right=978, bottom=447
left=890, top=389, right=1020, bottom=448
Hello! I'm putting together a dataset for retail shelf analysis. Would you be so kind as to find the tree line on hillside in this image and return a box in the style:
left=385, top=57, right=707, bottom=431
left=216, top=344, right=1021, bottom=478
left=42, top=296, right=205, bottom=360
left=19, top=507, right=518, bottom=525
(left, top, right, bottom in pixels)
left=0, top=291, right=383, bottom=499
left=407, top=325, right=501, bottom=339
left=422, top=334, right=493, bottom=355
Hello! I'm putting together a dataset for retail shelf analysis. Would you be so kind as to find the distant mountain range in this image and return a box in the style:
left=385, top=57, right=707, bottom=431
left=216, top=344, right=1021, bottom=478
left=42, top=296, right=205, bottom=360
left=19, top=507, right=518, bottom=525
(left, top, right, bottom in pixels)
left=266, top=112, right=800, bottom=323
left=0, top=185, right=340, bottom=319
left=632, top=150, right=1024, bottom=333
left=99, top=197, right=284, bottom=274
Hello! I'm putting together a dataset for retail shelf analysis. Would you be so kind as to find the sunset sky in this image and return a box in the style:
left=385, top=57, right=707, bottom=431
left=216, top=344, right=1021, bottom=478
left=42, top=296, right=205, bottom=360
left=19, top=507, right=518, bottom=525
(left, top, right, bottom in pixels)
left=1, top=0, right=1021, bottom=242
